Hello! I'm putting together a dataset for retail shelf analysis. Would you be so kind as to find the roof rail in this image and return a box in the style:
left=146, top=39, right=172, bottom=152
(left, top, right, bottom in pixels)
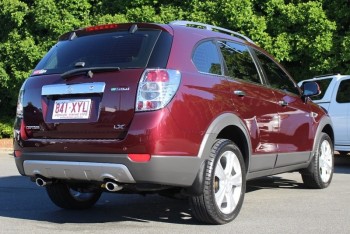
left=170, top=20, right=255, bottom=44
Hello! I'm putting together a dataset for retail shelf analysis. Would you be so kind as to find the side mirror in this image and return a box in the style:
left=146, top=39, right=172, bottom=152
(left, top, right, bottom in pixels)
left=301, top=81, right=321, bottom=97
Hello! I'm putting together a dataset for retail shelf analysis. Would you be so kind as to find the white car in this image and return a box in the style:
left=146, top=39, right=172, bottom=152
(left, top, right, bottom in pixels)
left=299, top=74, right=350, bottom=155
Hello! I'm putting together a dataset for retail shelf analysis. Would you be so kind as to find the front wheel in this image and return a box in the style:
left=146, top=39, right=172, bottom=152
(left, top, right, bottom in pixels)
left=190, top=139, right=246, bottom=224
left=46, top=183, right=102, bottom=209
left=301, top=133, right=334, bottom=189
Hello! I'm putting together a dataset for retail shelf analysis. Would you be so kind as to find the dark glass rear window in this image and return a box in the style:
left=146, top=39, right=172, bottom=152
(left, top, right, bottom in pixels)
left=336, top=79, right=350, bottom=103
left=192, top=41, right=222, bottom=75
left=33, top=29, right=161, bottom=75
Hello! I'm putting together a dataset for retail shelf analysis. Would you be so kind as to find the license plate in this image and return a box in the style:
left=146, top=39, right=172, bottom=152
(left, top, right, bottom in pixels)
left=52, top=99, right=91, bottom=120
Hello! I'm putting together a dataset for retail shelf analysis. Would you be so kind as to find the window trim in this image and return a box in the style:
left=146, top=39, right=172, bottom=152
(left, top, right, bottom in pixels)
left=336, top=78, right=350, bottom=103
left=191, top=39, right=225, bottom=77
left=250, top=48, right=302, bottom=96
left=217, top=40, right=264, bottom=85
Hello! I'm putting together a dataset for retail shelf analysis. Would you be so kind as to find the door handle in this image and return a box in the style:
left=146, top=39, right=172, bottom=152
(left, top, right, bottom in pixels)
left=234, top=90, right=246, bottom=97
left=278, top=100, right=288, bottom=106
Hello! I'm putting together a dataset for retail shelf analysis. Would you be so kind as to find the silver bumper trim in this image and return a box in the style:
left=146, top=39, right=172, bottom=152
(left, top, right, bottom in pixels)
left=41, top=82, right=106, bottom=95
left=23, top=160, right=135, bottom=183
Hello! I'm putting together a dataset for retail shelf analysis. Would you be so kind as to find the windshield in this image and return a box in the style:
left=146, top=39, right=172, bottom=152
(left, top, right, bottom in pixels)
left=33, top=29, right=161, bottom=76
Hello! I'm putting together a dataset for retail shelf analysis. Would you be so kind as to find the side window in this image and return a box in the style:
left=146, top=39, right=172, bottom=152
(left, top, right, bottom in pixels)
left=192, top=41, right=222, bottom=75
left=219, top=41, right=261, bottom=84
left=336, top=79, right=350, bottom=103
left=255, top=50, right=299, bottom=95
left=310, top=78, right=333, bottom=101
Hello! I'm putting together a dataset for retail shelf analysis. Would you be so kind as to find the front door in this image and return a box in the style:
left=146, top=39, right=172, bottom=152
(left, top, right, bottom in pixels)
left=254, top=50, right=313, bottom=167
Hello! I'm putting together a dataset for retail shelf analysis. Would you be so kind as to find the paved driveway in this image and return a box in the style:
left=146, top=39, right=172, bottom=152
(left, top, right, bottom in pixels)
left=1, top=151, right=350, bottom=234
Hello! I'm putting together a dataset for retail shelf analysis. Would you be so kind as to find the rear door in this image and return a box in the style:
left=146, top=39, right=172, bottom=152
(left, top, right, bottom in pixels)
left=37, top=70, right=142, bottom=140
left=218, top=40, right=280, bottom=172
left=22, top=26, right=167, bottom=141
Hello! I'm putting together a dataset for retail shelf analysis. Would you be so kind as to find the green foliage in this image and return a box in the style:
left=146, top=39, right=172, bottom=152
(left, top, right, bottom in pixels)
left=257, top=0, right=336, bottom=78
left=0, top=0, right=348, bottom=127
left=0, top=117, right=13, bottom=138
left=323, top=0, right=350, bottom=74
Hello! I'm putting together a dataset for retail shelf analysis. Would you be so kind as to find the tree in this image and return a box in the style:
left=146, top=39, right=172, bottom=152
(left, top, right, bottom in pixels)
left=323, top=0, right=350, bottom=74
left=0, top=0, right=345, bottom=136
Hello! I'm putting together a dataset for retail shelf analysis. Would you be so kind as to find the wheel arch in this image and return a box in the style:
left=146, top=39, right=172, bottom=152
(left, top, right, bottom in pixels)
left=216, top=125, right=250, bottom=172
left=186, top=113, right=251, bottom=195
left=313, top=115, right=334, bottom=155
left=198, top=113, right=251, bottom=169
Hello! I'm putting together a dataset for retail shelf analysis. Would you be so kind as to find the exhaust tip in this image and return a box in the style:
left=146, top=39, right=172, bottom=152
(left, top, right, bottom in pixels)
left=105, top=181, right=123, bottom=192
left=35, top=177, right=52, bottom=187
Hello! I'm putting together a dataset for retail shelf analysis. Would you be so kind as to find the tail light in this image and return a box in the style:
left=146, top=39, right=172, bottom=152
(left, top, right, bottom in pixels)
left=136, top=69, right=181, bottom=111
left=16, top=80, right=31, bottom=140
left=20, top=119, right=29, bottom=140
left=16, top=81, right=26, bottom=118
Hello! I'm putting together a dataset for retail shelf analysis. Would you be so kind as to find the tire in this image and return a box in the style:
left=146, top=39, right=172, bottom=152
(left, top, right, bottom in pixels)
left=46, top=183, right=102, bottom=209
left=301, top=133, right=334, bottom=189
left=189, top=139, right=246, bottom=224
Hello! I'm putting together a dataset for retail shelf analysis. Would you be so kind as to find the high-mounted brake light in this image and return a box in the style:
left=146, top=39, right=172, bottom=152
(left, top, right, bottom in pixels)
left=85, top=24, right=118, bottom=32
left=136, top=69, right=181, bottom=112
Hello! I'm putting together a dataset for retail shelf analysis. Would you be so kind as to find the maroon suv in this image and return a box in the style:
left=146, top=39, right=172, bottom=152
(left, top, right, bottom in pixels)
left=14, top=21, right=334, bottom=224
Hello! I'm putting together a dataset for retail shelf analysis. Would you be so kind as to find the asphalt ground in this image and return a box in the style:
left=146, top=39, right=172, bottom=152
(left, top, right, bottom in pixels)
left=1, top=150, right=350, bottom=234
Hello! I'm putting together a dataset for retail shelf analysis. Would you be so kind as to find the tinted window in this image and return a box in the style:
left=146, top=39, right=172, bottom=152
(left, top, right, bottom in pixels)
left=219, top=41, right=261, bottom=84
left=336, top=79, right=350, bottom=103
left=309, top=78, right=333, bottom=101
left=34, top=30, right=162, bottom=75
left=193, top=41, right=222, bottom=75
left=255, top=50, right=299, bottom=95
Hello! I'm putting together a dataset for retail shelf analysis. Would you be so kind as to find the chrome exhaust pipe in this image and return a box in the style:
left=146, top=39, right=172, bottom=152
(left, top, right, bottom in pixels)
left=105, top=181, right=123, bottom=192
left=35, top=177, right=52, bottom=187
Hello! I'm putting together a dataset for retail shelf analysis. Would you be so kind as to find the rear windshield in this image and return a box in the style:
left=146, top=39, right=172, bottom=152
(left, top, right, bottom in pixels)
left=33, top=29, right=161, bottom=75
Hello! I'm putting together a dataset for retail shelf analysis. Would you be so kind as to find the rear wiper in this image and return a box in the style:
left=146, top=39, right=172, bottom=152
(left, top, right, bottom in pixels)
left=61, top=66, right=120, bottom=79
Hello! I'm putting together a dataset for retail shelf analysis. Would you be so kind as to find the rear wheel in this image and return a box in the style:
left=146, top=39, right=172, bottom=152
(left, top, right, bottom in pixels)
left=190, top=139, right=246, bottom=224
left=301, top=133, right=334, bottom=189
left=46, top=183, right=102, bottom=209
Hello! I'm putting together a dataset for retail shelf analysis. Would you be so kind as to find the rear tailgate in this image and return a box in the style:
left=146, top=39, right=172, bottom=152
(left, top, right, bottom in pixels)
left=22, top=69, right=143, bottom=140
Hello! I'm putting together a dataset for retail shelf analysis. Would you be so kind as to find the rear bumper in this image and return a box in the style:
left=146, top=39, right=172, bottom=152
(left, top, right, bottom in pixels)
left=15, top=152, right=203, bottom=187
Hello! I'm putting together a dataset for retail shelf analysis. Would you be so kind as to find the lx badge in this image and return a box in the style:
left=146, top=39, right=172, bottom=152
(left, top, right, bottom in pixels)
left=114, top=124, right=126, bottom=130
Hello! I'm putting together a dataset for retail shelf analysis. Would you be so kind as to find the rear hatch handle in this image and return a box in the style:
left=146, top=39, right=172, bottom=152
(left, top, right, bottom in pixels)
left=61, top=66, right=120, bottom=80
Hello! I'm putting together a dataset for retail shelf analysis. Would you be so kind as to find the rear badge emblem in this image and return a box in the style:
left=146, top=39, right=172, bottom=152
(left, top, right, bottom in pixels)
left=67, top=86, right=73, bottom=94
left=114, top=124, right=126, bottom=130
left=111, top=87, right=130, bottom=92
left=26, top=126, right=40, bottom=130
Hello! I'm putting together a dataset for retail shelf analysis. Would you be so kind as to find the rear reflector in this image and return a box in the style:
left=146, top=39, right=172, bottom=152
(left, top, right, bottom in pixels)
left=14, top=150, right=22, bottom=158
left=128, top=154, right=151, bottom=162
